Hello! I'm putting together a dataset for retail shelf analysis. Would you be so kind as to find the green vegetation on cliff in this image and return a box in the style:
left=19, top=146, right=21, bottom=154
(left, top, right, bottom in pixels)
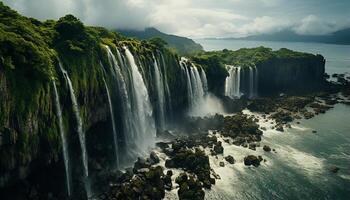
left=0, top=2, right=184, bottom=186
left=118, top=27, right=203, bottom=55
left=191, top=46, right=319, bottom=68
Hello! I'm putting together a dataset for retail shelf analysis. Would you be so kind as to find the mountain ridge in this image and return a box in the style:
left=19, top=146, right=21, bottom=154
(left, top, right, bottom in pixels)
left=118, top=27, right=203, bottom=54
left=208, top=28, right=350, bottom=45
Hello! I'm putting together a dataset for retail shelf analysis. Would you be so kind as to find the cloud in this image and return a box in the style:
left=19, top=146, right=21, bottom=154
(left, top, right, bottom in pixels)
left=293, top=15, right=338, bottom=35
left=239, top=16, right=290, bottom=35
left=149, top=3, right=248, bottom=38
left=2, top=0, right=349, bottom=38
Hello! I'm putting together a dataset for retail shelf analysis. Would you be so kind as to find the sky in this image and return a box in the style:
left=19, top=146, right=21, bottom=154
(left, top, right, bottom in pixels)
left=3, top=0, right=350, bottom=38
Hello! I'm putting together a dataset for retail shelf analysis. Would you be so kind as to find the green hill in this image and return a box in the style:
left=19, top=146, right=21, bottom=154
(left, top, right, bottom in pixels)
left=118, top=27, right=203, bottom=55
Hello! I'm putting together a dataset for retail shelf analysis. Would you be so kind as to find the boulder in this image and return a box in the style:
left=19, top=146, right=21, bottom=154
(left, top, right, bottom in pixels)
left=244, top=155, right=262, bottom=167
left=213, top=142, right=224, bottom=155
left=134, top=157, right=151, bottom=172
left=263, top=145, right=271, bottom=152
left=149, top=151, right=160, bottom=164
left=224, top=155, right=235, bottom=164
left=276, top=125, right=284, bottom=132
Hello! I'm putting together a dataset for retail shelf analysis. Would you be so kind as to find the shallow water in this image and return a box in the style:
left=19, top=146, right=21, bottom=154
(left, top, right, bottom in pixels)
left=205, top=105, right=350, bottom=200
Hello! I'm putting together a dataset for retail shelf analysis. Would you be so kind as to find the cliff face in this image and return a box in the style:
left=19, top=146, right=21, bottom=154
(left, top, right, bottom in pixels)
left=240, top=55, right=326, bottom=96
left=0, top=3, right=188, bottom=194
left=191, top=47, right=326, bottom=97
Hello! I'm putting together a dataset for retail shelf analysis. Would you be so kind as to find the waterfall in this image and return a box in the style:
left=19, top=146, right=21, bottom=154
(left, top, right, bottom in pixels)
left=249, top=66, right=254, bottom=98
left=190, top=66, right=205, bottom=104
left=103, top=78, right=119, bottom=167
left=105, top=46, right=134, bottom=160
left=58, top=61, right=89, bottom=178
left=159, top=52, right=173, bottom=121
left=254, top=66, right=258, bottom=97
left=153, top=54, right=165, bottom=129
left=180, top=58, right=194, bottom=107
left=225, top=65, right=241, bottom=99
left=180, top=57, right=223, bottom=116
left=124, top=47, right=156, bottom=154
left=200, top=68, right=208, bottom=94
left=52, top=81, right=71, bottom=196
left=248, top=66, right=258, bottom=98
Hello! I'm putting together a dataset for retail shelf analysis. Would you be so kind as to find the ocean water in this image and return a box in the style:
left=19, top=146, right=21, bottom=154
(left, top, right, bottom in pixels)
left=193, top=40, right=350, bottom=200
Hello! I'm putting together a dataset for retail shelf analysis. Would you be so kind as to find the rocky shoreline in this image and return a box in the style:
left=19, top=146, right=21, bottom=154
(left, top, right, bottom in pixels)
left=92, top=74, right=350, bottom=200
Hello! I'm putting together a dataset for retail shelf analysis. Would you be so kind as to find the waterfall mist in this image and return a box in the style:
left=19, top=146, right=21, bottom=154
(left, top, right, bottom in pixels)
left=180, top=57, right=225, bottom=117
left=225, top=65, right=241, bottom=99
left=124, top=47, right=156, bottom=155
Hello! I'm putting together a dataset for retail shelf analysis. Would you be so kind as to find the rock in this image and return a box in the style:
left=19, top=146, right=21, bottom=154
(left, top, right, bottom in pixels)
left=112, top=166, right=165, bottom=200
left=166, top=170, right=173, bottom=177
left=149, top=151, right=160, bottom=164
left=175, top=173, right=188, bottom=185
left=177, top=174, right=205, bottom=200
left=276, top=125, right=284, bottom=132
left=224, top=155, right=235, bottom=164
left=165, top=159, right=175, bottom=168
left=244, top=155, right=262, bottom=167
left=213, top=142, right=224, bottom=155
left=163, top=171, right=173, bottom=191
left=165, top=148, right=213, bottom=189
left=249, top=143, right=256, bottom=151
left=134, top=157, right=151, bottom=172
left=304, top=112, right=314, bottom=119
left=330, top=166, right=340, bottom=173
left=263, top=145, right=271, bottom=152
left=219, top=162, right=225, bottom=167
left=271, top=110, right=293, bottom=124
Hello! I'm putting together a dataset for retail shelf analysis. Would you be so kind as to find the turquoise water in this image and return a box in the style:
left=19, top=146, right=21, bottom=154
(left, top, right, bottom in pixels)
left=195, top=39, right=350, bottom=75
left=205, top=105, right=350, bottom=200
left=194, top=40, right=350, bottom=200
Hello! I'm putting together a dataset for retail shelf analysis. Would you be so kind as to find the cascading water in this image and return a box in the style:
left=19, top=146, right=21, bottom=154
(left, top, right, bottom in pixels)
left=225, top=65, right=241, bottom=99
left=105, top=46, right=134, bottom=160
left=58, top=61, right=88, bottom=178
left=58, top=61, right=90, bottom=197
left=248, top=66, right=258, bottom=98
left=180, top=58, right=194, bottom=107
left=249, top=66, right=254, bottom=98
left=103, top=77, right=119, bottom=167
left=190, top=66, right=205, bottom=104
left=159, top=52, right=173, bottom=121
left=200, top=68, right=208, bottom=94
left=153, top=54, right=166, bottom=129
left=254, top=66, right=258, bottom=97
left=52, top=81, right=71, bottom=196
left=124, top=47, right=156, bottom=154
left=180, top=57, right=224, bottom=116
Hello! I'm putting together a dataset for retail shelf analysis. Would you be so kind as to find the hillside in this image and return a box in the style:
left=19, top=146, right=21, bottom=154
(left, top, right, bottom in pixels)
left=118, top=27, right=203, bottom=54
left=219, top=28, right=350, bottom=45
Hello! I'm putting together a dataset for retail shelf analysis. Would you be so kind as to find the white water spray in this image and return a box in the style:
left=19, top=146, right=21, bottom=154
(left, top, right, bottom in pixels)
left=52, top=81, right=71, bottom=196
left=225, top=65, right=241, bottom=99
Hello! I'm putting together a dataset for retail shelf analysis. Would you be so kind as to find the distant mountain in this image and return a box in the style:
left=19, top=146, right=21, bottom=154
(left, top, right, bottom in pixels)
left=118, top=27, right=203, bottom=54
left=221, top=28, right=350, bottom=45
